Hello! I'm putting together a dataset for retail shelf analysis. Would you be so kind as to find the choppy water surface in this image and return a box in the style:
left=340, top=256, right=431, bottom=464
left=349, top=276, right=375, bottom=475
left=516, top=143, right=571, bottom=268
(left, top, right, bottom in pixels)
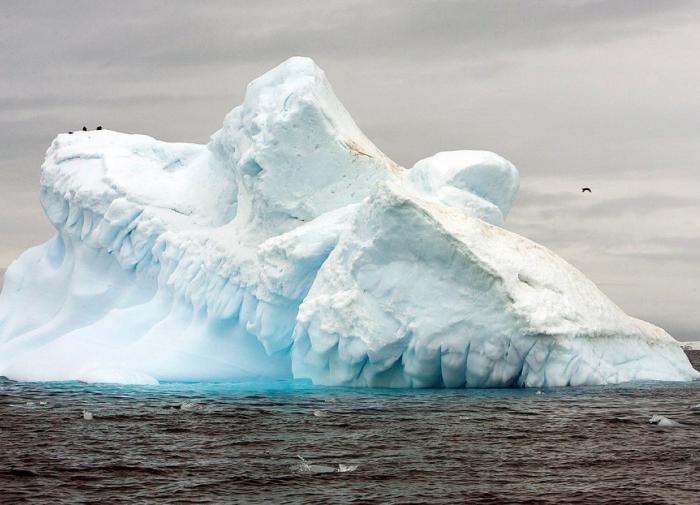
left=2, top=354, right=699, bottom=504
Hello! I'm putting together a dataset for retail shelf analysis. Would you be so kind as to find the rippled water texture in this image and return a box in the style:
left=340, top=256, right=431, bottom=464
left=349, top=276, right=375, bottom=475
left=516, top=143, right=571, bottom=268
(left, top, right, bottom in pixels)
left=1, top=352, right=699, bottom=504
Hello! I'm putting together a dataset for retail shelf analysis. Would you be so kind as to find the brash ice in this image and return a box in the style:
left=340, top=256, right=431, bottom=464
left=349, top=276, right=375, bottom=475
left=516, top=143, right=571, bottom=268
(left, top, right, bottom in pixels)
left=0, top=58, right=697, bottom=387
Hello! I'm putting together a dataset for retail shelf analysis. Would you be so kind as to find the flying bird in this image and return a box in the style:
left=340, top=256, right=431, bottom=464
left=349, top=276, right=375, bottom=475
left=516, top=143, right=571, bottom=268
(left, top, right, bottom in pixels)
left=581, top=187, right=591, bottom=193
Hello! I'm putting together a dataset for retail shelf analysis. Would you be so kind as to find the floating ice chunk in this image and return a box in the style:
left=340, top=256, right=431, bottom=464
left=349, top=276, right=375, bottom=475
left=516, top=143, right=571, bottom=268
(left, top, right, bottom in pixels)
left=82, top=410, right=94, bottom=420
left=294, top=456, right=358, bottom=474
left=648, top=414, right=680, bottom=427
left=0, top=56, right=697, bottom=388
left=294, top=455, right=337, bottom=474
left=312, top=409, right=328, bottom=417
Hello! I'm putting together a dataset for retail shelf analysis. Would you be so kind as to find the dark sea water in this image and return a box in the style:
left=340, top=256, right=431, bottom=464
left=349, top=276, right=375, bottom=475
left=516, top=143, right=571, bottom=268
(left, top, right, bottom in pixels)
left=1, top=353, right=699, bottom=505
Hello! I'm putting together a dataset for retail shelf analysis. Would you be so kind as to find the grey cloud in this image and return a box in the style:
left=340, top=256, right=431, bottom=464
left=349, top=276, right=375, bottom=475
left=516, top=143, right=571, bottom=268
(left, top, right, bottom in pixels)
left=3, top=1, right=697, bottom=91
left=604, top=235, right=700, bottom=261
left=583, top=195, right=700, bottom=217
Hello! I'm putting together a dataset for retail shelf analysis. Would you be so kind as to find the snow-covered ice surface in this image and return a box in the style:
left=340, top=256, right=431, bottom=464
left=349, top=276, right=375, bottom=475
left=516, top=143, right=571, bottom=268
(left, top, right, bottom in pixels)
left=0, top=57, right=697, bottom=387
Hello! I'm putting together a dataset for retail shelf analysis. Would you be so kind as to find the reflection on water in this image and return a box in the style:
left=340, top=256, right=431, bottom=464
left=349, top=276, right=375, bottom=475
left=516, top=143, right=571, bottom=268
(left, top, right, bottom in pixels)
left=0, top=353, right=698, bottom=504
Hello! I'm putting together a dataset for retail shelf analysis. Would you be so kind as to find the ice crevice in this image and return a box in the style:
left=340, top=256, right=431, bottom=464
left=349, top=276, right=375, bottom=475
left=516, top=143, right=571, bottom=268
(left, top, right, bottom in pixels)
left=0, top=56, right=697, bottom=387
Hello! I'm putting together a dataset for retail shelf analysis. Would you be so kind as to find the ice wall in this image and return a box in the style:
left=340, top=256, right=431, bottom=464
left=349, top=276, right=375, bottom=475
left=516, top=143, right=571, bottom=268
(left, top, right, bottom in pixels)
left=0, top=57, right=697, bottom=387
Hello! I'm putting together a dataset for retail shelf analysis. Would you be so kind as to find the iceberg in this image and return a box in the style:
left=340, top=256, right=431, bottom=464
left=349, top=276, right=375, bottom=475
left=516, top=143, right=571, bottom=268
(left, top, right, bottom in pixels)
left=680, top=341, right=700, bottom=351
left=0, top=57, right=697, bottom=387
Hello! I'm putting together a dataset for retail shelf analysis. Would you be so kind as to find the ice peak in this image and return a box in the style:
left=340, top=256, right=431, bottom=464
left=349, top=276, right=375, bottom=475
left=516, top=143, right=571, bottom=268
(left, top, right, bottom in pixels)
left=209, top=57, right=399, bottom=235
left=244, top=56, right=326, bottom=96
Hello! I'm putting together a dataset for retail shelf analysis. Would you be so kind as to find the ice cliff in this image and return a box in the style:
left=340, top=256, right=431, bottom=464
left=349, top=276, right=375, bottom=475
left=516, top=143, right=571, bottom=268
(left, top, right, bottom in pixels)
left=0, top=57, right=697, bottom=387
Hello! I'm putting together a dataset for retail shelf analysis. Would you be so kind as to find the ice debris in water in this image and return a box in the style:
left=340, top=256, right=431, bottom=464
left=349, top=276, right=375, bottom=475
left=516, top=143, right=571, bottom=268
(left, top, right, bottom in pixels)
left=689, top=403, right=700, bottom=413
left=178, top=401, right=196, bottom=411
left=312, top=409, right=328, bottom=417
left=648, top=415, right=680, bottom=427
left=0, top=56, right=698, bottom=389
left=294, top=456, right=358, bottom=474
left=294, top=456, right=336, bottom=474
left=82, top=410, right=94, bottom=420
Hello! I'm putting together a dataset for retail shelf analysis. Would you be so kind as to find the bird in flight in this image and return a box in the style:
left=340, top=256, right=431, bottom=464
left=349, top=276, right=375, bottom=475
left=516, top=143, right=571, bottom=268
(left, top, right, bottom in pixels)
left=581, top=187, right=592, bottom=193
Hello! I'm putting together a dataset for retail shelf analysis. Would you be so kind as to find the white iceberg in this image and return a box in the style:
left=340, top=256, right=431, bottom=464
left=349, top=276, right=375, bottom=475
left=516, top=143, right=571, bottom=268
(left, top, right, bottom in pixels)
left=680, top=341, right=700, bottom=351
left=0, top=57, right=697, bottom=387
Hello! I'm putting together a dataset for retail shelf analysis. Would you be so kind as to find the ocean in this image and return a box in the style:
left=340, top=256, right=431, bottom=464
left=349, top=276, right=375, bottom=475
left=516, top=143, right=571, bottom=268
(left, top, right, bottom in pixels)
left=1, top=352, right=698, bottom=504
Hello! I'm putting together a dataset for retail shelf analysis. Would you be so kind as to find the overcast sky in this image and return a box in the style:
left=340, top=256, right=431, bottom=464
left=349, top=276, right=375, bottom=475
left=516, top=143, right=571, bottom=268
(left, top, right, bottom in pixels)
left=1, top=0, right=698, bottom=339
